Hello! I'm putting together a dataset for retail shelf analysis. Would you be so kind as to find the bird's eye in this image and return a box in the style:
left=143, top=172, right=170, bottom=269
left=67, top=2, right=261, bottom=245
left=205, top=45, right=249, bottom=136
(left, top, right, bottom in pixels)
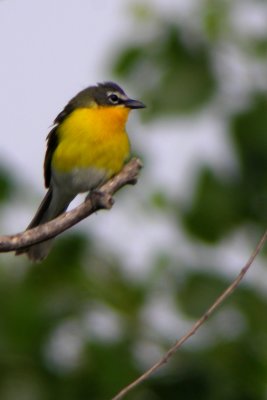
left=108, top=93, right=119, bottom=104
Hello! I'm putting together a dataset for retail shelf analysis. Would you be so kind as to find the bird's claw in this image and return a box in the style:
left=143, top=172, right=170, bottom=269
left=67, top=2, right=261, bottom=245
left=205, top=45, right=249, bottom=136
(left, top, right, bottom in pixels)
left=85, top=190, right=114, bottom=210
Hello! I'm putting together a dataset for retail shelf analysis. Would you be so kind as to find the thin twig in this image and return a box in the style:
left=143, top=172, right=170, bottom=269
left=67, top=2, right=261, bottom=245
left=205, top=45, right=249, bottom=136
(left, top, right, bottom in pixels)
left=0, top=158, right=142, bottom=252
left=111, top=229, right=267, bottom=400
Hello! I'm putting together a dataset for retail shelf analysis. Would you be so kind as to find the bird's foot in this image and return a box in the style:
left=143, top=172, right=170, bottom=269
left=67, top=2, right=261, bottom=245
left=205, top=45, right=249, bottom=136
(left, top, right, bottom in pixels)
left=85, top=190, right=114, bottom=211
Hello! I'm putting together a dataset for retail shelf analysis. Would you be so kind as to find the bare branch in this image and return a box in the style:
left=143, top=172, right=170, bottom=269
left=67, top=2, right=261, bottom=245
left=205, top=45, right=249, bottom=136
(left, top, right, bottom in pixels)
left=111, top=229, right=267, bottom=400
left=0, top=158, right=142, bottom=252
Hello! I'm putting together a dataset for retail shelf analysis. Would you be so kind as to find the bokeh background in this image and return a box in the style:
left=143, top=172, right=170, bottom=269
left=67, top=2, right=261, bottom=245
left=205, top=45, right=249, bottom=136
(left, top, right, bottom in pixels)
left=1, top=0, right=267, bottom=399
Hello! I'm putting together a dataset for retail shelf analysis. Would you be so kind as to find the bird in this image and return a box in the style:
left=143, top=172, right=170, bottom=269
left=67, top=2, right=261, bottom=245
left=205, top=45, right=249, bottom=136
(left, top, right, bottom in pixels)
left=16, top=81, right=145, bottom=262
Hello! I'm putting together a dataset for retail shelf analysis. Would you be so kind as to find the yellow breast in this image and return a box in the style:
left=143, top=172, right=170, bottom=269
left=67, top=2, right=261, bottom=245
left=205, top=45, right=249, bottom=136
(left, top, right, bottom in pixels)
left=52, top=106, right=131, bottom=178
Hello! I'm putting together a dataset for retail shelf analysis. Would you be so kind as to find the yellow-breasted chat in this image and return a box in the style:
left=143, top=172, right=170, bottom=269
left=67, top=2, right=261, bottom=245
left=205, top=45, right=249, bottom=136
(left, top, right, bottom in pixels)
left=16, top=82, right=145, bottom=261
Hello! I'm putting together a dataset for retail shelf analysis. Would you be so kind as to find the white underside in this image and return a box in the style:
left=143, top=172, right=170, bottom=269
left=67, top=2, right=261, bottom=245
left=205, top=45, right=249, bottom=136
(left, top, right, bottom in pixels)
left=44, top=166, right=110, bottom=221
left=52, top=166, right=109, bottom=195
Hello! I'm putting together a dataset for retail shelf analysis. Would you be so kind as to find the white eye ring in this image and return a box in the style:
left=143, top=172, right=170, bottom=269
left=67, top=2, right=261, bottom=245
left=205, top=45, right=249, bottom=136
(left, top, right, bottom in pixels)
left=108, top=93, right=120, bottom=104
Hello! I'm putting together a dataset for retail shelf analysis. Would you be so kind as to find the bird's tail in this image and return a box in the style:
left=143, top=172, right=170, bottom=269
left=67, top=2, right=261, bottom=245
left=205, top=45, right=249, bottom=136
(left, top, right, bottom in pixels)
left=16, top=188, right=73, bottom=262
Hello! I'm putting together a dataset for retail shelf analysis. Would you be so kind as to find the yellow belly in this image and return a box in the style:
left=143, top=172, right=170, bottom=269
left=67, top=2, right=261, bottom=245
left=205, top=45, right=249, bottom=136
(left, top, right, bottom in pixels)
left=52, top=106, right=131, bottom=179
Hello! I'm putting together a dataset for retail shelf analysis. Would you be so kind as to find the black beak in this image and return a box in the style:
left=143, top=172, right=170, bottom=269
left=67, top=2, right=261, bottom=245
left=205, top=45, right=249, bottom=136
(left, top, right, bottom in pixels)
left=124, top=98, right=146, bottom=109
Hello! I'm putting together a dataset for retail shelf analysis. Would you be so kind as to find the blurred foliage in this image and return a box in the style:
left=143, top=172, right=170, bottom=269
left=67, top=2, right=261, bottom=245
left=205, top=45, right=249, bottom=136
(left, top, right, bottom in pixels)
left=0, top=164, right=15, bottom=203
left=2, top=1, right=267, bottom=399
left=182, top=167, right=242, bottom=242
left=232, top=95, right=267, bottom=223
left=183, top=94, right=267, bottom=242
left=114, top=24, right=217, bottom=117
